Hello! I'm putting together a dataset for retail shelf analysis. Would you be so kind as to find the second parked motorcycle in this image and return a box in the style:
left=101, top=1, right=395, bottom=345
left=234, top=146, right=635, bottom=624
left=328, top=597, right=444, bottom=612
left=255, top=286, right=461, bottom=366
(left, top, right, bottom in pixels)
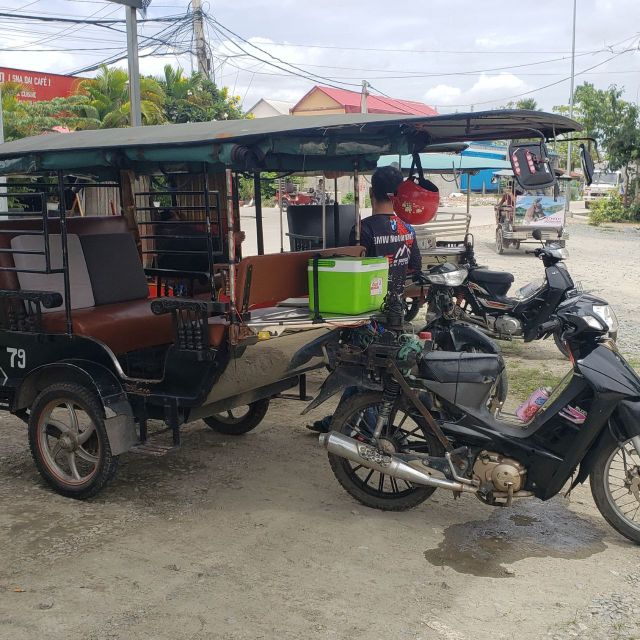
left=435, top=229, right=618, bottom=356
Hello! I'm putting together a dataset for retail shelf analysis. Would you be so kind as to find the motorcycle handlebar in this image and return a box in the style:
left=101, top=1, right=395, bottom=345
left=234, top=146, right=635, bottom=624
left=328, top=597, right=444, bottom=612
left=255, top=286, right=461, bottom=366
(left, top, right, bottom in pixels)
left=538, top=317, right=562, bottom=336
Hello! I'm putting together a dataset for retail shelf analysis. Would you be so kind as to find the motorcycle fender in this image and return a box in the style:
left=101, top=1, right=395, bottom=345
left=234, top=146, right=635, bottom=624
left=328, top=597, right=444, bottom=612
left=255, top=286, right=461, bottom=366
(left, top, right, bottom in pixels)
left=572, top=401, right=640, bottom=488
left=14, top=359, right=136, bottom=456
left=449, top=323, right=501, bottom=354
left=301, top=365, right=380, bottom=415
left=289, top=328, right=342, bottom=369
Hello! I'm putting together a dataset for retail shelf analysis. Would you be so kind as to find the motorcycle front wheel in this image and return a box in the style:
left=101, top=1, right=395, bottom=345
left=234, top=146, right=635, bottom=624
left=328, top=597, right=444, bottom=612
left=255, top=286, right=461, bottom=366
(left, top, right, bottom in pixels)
left=328, top=391, right=445, bottom=511
left=590, top=436, right=640, bottom=544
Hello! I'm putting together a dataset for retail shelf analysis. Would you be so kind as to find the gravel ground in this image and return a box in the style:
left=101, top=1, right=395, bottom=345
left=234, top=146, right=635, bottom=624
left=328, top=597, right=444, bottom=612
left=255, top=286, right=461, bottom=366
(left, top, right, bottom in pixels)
left=0, top=214, right=639, bottom=640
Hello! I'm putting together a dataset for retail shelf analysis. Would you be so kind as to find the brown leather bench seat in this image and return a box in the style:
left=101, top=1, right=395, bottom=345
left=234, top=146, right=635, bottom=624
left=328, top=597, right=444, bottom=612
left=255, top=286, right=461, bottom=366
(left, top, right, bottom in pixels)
left=0, top=215, right=366, bottom=354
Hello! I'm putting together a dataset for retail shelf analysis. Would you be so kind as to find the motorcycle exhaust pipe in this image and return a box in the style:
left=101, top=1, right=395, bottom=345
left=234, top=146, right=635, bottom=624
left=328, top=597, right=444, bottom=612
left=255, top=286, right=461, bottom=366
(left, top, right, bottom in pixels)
left=319, top=431, right=476, bottom=493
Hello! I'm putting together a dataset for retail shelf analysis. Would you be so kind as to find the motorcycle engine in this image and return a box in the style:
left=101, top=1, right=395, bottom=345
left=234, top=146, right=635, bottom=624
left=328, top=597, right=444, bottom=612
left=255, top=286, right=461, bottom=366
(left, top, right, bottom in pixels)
left=472, top=451, right=526, bottom=493
left=494, top=315, right=523, bottom=336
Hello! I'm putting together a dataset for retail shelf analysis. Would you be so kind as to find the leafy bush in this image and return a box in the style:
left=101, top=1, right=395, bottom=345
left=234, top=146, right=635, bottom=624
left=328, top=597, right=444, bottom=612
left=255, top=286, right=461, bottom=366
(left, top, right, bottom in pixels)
left=588, top=195, right=628, bottom=226
left=341, top=191, right=371, bottom=207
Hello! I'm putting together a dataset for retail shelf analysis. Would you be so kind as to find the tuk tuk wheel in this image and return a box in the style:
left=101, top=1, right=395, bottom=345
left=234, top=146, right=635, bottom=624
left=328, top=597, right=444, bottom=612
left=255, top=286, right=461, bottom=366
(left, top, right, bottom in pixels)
left=404, top=297, right=421, bottom=322
left=28, top=383, right=119, bottom=499
left=495, top=228, right=505, bottom=254
left=203, top=398, right=270, bottom=435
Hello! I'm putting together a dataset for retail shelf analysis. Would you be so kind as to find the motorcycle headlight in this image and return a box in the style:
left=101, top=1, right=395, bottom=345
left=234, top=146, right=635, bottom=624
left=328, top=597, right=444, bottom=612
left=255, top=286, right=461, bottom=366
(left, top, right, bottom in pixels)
left=593, top=305, right=619, bottom=333
left=584, top=315, right=606, bottom=330
left=549, top=246, right=569, bottom=260
left=427, top=268, right=468, bottom=287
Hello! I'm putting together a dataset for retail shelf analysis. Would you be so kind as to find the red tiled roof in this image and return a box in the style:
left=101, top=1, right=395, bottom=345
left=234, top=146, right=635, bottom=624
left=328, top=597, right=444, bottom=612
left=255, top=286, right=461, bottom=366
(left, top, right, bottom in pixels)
left=293, top=85, right=438, bottom=116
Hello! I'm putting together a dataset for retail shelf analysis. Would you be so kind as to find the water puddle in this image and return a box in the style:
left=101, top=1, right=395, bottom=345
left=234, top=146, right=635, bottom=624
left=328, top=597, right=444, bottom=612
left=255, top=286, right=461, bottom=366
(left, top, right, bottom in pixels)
left=424, top=500, right=606, bottom=577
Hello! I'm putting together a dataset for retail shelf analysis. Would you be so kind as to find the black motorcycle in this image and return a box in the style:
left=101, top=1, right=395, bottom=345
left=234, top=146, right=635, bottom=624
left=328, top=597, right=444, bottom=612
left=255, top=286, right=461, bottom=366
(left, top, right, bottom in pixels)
left=445, top=230, right=618, bottom=357
left=314, top=292, right=640, bottom=545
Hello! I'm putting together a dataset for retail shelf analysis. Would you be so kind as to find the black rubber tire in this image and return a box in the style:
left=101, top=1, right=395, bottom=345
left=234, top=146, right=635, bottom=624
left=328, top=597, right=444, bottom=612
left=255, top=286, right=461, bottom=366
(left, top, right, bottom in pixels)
left=590, top=437, right=640, bottom=545
left=404, top=298, right=421, bottom=322
left=553, top=330, right=571, bottom=359
left=327, top=391, right=445, bottom=511
left=496, top=228, right=505, bottom=254
left=203, top=398, right=270, bottom=435
left=28, top=382, right=118, bottom=499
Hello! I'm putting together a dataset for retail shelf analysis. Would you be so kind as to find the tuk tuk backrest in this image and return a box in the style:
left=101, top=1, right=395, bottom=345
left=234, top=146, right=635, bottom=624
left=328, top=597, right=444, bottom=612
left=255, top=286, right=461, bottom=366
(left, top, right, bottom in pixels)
left=235, top=245, right=365, bottom=311
left=0, top=216, right=130, bottom=291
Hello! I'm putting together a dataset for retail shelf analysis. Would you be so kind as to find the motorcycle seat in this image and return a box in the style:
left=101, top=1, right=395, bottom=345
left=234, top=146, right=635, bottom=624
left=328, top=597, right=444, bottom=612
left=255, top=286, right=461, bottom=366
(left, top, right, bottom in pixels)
left=468, top=268, right=515, bottom=286
left=418, top=351, right=504, bottom=385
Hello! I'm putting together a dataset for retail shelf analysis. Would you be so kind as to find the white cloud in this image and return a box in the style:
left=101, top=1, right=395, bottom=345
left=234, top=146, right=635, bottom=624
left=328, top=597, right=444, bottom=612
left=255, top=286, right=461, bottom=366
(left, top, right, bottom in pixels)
left=424, top=73, right=530, bottom=109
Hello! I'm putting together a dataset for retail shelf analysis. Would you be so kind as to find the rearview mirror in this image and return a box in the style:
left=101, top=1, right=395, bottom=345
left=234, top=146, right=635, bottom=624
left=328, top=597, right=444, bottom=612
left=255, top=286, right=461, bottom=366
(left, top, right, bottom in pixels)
left=532, top=229, right=542, bottom=241
left=579, top=143, right=595, bottom=186
left=509, top=141, right=556, bottom=191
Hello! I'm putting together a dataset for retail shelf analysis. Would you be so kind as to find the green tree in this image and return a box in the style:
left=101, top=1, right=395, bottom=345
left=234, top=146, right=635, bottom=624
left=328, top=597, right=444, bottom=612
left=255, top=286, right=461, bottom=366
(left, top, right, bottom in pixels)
left=2, top=83, right=100, bottom=140
left=157, top=65, right=243, bottom=123
left=556, top=83, right=640, bottom=205
left=76, top=65, right=166, bottom=128
left=503, top=98, right=539, bottom=110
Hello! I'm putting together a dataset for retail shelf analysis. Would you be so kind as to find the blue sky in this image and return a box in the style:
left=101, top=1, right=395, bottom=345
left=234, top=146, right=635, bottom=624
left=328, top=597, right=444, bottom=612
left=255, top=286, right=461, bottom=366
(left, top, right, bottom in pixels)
left=1, top=0, right=639, bottom=113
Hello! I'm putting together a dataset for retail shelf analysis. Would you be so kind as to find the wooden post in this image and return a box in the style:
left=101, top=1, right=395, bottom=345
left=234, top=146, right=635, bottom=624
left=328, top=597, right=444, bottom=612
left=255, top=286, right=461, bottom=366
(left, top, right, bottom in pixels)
left=119, top=170, right=141, bottom=255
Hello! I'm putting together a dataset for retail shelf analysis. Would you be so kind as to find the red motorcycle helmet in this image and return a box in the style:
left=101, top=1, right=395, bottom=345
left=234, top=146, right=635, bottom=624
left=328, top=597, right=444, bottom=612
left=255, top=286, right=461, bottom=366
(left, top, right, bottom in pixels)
left=390, top=154, right=439, bottom=225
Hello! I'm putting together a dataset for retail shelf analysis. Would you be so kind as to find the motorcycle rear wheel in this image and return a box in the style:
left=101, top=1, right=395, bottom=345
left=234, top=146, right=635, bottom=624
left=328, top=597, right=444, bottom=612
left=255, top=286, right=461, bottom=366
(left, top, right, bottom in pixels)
left=328, top=392, right=445, bottom=511
left=590, top=436, right=640, bottom=544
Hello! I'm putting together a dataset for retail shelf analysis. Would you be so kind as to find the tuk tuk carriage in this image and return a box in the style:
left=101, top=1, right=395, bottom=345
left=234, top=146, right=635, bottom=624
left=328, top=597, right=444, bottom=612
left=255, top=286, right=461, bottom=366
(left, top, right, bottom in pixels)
left=493, top=168, right=570, bottom=254
left=0, top=110, right=580, bottom=498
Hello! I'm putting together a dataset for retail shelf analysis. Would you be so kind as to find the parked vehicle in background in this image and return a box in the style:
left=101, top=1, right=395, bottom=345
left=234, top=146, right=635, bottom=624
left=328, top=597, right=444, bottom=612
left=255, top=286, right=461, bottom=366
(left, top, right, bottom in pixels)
left=584, top=170, right=622, bottom=208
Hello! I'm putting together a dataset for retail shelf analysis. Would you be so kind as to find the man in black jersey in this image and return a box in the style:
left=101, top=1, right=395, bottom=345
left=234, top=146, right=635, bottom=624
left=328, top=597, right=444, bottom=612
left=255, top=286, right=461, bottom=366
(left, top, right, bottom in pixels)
left=307, top=165, right=422, bottom=433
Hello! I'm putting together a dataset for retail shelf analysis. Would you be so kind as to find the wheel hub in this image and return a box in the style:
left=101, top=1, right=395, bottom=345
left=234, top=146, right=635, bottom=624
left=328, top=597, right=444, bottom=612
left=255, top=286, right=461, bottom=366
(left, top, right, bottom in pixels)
left=628, top=470, right=640, bottom=502
left=59, top=434, right=76, bottom=451
left=377, top=438, right=397, bottom=455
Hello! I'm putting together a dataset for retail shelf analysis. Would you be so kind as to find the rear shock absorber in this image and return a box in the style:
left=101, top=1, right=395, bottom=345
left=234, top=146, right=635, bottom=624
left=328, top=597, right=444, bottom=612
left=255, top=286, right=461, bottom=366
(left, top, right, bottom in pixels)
left=372, top=376, right=401, bottom=441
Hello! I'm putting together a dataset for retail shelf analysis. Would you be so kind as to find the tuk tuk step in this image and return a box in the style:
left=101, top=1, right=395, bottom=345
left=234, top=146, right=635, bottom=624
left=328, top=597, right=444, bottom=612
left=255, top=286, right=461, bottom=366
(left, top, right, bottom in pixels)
left=128, top=442, right=179, bottom=457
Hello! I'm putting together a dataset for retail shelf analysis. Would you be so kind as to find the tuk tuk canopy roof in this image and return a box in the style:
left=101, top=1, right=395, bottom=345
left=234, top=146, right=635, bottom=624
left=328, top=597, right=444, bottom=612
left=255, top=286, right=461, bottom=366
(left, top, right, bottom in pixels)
left=0, top=110, right=580, bottom=177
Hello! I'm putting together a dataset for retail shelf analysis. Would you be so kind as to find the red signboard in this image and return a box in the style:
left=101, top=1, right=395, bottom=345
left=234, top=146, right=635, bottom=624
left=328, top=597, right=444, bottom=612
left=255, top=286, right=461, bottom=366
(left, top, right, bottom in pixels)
left=0, top=67, right=85, bottom=102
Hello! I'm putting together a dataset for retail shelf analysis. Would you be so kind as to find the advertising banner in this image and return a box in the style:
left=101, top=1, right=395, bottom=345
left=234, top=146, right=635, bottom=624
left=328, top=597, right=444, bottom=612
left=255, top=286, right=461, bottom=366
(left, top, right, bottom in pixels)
left=514, top=195, right=566, bottom=227
left=0, top=67, right=82, bottom=102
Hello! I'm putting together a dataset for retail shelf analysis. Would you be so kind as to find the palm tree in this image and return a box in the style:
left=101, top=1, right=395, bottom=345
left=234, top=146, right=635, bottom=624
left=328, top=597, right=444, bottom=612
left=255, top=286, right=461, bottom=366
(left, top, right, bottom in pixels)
left=76, top=65, right=166, bottom=128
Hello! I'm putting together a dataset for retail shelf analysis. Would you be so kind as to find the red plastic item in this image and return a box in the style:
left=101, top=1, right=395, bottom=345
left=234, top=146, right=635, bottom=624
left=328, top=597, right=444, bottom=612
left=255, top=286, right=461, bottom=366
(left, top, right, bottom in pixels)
left=418, top=331, right=432, bottom=340
left=391, top=179, right=439, bottom=225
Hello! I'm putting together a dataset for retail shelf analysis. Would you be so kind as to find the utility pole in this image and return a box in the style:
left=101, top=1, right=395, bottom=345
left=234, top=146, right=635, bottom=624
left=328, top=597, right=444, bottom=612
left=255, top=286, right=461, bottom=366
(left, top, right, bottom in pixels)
left=360, top=80, right=369, bottom=114
left=193, top=0, right=212, bottom=79
left=566, top=0, right=577, bottom=217
left=125, top=5, right=142, bottom=126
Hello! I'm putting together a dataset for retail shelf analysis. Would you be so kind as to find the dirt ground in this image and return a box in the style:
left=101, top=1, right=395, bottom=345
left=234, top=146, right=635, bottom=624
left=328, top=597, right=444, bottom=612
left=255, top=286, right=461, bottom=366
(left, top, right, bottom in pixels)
left=1, top=216, right=639, bottom=640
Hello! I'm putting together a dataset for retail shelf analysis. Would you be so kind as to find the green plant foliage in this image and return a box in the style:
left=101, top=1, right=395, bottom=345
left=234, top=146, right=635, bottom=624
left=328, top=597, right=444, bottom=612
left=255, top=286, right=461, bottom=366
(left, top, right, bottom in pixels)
left=588, top=194, right=629, bottom=226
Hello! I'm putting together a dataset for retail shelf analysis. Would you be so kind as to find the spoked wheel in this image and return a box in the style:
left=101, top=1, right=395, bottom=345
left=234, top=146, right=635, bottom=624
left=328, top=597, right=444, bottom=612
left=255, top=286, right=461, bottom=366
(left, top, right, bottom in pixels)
left=327, top=391, right=445, bottom=511
left=28, top=383, right=118, bottom=499
left=404, top=297, right=421, bottom=322
left=203, top=398, right=270, bottom=435
left=495, top=228, right=505, bottom=254
left=591, top=437, right=640, bottom=544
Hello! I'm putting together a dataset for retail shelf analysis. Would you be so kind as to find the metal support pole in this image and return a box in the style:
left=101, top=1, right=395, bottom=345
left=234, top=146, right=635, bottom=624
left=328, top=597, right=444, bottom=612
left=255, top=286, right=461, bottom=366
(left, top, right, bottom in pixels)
left=125, top=6, right=142, bottom=127
left=353, top=168, right=361, bottom=243
left=253, top=172, right=264, bottom=255
left=466, top=177, right=471, bottom=217
left=333, top=177, right=339, bottom=247
left=225, top=169, right=237, bottom=318
left=278, top=178, right=284, bottom=253
left=321, top=175, right=327, bottom=249
left=0, top=84, right=6, bottom=218
left=566, top=0, right=577, bottom=218
left=57, top=170, right=73, bottom=335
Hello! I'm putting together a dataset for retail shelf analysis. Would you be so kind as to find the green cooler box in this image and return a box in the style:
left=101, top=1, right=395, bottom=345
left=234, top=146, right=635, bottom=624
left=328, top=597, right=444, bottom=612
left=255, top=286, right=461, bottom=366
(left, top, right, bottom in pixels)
left=308, top=257, right=389, bottom=315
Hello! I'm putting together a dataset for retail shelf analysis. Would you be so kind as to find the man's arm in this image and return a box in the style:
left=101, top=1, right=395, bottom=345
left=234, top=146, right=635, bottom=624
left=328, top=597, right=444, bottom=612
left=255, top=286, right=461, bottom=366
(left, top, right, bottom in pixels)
left=349, top=222, right=374, bottom=255
left=408, top=235, right=422, bottom=272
